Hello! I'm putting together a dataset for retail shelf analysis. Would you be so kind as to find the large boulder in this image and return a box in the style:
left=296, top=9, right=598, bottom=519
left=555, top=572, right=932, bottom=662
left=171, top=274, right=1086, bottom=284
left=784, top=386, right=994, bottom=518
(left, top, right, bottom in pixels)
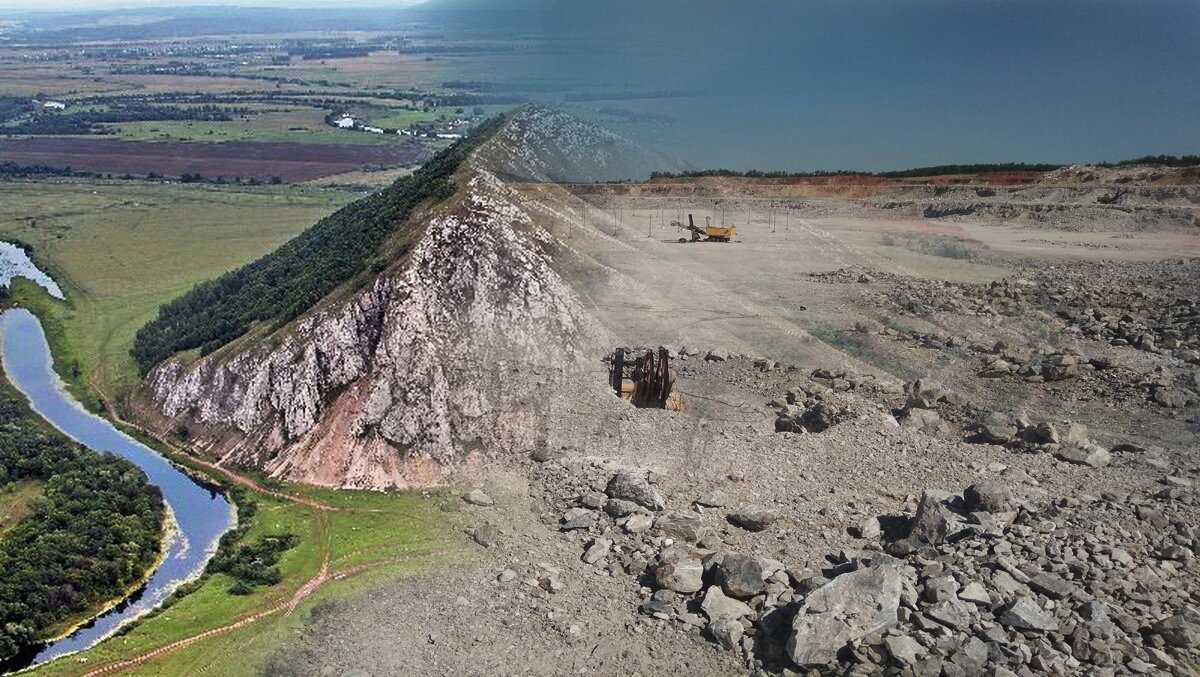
left=786, top=558, right=913, bottom=668
left=728, top=504, right=780, bottom=532
left=655, top=558, right=704, bottom=594
left=905, top=379, right=946, bottom=409
left=963, top=481, right=1012, bottom=513
left=1152, top=607, right=1200, bottom=648
left=605, top=470, right=665, bottom=511
left=906, top=490, right=962, bottom=545
left=998, top=596, right=1058, bottom=632
left=701, top=586, right=753, bottom=621
left=1058, top=443, right=1112, bottom=468
left=713, top=554, right=767, bottom=599
left=898, top=407, right=954, bottom=438
left=976, top=412, right=1018, bottom=443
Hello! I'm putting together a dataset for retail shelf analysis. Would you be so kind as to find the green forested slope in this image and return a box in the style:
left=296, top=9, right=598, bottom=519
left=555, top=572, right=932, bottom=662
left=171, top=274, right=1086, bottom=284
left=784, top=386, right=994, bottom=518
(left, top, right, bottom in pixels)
left=132, top=115, right=507, bottom=373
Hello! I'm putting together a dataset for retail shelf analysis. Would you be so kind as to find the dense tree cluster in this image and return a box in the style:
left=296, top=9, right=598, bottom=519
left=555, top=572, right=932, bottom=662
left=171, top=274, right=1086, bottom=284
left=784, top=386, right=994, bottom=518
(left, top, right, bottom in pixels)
left=650, top=168, right=864, bottom=179
left=206, top=533, right=299, bottom=595
left=0, top=162, right=88, bottom=180
left=650, top=156, right=1199, bottom=182
left=3, top=103, right=238, bottom=136
left=876, top=163, right=1064, bottom=178
left=292, top=47, right=375, bottom=60
left=0, top=379, right=163, bottom=663
left=1105, top=154, right=1200, bottom=168
left=131, top=114, right=507, bottom=373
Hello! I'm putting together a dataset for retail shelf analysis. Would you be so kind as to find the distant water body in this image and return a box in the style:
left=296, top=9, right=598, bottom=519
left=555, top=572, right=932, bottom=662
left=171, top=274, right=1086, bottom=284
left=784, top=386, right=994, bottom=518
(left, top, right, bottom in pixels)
left=0, top=304, right=234, bottom=669
left=0, top=242, right=64, bottom=300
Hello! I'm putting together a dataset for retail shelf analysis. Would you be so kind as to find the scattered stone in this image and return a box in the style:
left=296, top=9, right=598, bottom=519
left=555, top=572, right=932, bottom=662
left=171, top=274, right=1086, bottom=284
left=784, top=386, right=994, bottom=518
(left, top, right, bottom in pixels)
left=998, top=596, right=1058, bottom=632
left=605, top=470, right=666, bottom=511
left=706, top=619, right=744, bottom=651
left=695, top=490, right=728, bottom=508
left=728, top=504, right=780, bottom=532
left=714, top=554, right=767, bottom=599
left=655, top=558, right=704, bottom=594
left=700, top=586, right=753, bottom=621
left=560, top=507, right=596, bottom=531
left=963, top=481, right=1012, bottom=513
left=471, top=523, right=497, bottom=547
left=463, top=489, right=494, bottom=507
left=582, top=538, right=612, bottom=565
left=1152, top=607, right=1200, bottom=648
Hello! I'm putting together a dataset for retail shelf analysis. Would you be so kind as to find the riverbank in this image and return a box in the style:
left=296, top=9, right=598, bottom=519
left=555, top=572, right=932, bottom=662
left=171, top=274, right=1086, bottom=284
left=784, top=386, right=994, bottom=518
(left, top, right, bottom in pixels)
left=0, top=353, right=165, bottom=672
left=0, top=308, right=235, bottom=672
left=27, top=505, right=177, bottom=667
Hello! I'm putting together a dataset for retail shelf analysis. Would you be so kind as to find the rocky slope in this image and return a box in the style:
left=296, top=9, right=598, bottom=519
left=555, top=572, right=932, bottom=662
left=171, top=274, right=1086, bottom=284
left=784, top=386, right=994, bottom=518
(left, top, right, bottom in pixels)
left=145, top=108, right=623, bottom=489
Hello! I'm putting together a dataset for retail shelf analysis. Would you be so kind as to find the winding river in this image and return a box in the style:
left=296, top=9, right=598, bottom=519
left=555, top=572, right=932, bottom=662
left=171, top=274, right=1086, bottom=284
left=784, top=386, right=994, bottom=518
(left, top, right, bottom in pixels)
left=0, top=255, right=235, bottom=671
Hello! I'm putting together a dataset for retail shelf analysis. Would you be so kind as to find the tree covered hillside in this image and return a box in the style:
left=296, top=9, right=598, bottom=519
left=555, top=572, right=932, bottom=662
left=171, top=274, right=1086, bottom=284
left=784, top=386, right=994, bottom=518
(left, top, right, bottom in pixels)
left=132, top=114, right=508, bottom=374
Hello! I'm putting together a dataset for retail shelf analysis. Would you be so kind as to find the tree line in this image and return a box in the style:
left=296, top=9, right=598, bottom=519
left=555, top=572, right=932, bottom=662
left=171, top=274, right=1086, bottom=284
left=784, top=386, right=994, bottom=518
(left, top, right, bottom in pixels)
left=649, top=155, right=1200, bottom=181
left=0, top=376, right=163, bottom=664
left=1, top=102, right=243, bottom=136
left=131, top=113, right=509, bottom=373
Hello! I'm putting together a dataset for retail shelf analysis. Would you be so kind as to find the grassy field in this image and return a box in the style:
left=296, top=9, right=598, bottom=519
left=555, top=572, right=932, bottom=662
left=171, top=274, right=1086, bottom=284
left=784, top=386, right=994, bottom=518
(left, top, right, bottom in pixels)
left=0, top=481, right=44, bottom=539
left=29, top=477, right=464, bottom=677
left=365, top=107, right=446, bottom=129
left=0, top=180, right=354, bottom=405
left=111, top=108, right=411, bottom=146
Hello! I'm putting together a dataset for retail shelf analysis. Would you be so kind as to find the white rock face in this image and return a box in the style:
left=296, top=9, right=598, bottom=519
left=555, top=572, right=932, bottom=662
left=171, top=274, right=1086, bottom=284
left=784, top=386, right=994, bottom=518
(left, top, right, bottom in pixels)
left=147, top=112, right=621, bottom=488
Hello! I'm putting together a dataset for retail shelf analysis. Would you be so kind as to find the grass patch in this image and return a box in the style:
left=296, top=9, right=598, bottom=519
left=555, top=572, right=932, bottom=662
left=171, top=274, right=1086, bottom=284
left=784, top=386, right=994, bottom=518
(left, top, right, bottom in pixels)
left=27, top=482, right=462, bottom=677
left=365, top=107, right=445, bottom=129
left=0, top=481, right=43, bottom=539
left=111, top=116, right=409, bottom=146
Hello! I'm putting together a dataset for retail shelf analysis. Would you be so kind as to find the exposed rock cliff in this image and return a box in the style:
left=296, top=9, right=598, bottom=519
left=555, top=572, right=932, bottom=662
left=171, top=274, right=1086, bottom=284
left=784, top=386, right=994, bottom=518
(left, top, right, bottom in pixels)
left=146, top=109, right=620, bottom=489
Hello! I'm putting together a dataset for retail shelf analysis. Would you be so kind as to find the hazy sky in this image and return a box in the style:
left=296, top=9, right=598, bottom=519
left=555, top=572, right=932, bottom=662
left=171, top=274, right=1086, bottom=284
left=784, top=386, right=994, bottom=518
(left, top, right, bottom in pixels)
left=4, top=0, right=421, bottom=9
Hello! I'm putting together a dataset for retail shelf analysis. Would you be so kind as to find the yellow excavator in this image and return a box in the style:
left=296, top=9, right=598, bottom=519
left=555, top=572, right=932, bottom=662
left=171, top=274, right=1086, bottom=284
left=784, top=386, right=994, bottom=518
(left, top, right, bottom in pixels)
left=673, top=214, right=736, bottom=243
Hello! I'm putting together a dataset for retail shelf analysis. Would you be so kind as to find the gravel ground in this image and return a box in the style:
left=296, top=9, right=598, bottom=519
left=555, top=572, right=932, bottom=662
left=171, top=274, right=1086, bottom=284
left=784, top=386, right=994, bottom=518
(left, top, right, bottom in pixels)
left=263, top=170, right=1198, bottom=676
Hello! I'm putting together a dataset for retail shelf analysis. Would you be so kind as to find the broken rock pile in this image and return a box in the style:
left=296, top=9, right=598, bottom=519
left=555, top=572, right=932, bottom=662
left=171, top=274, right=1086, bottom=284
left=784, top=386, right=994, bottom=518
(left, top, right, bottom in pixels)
left=532, top=446, right=1199, bottom=675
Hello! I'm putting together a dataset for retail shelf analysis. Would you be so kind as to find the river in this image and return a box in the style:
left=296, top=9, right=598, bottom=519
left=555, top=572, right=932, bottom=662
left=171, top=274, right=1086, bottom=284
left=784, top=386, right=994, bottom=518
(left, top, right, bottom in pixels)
left=1, top=262, right=234, bottom=670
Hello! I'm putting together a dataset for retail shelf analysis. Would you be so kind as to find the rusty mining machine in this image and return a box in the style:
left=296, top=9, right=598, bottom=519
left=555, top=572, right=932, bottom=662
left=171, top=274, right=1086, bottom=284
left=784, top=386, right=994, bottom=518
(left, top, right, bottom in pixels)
left=672, top=214, right=736, bottom=243
left=608, top=347, right=685, bottom=410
